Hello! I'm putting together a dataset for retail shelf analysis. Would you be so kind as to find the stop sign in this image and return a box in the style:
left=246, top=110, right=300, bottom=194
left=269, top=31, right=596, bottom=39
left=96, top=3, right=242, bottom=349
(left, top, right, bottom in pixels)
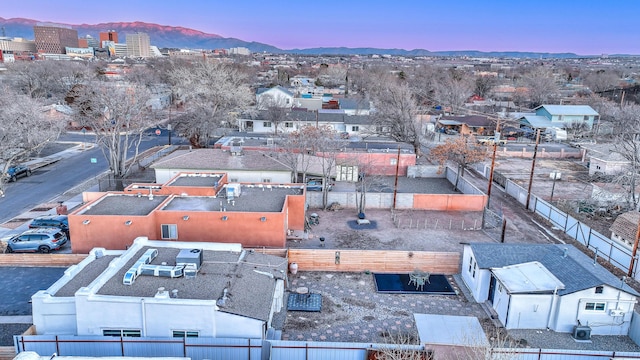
left=155, top=129, right=161, bottom=135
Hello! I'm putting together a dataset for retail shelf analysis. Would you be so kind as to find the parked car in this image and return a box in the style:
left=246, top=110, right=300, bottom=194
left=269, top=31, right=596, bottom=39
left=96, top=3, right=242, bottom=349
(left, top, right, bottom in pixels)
left=4, top=164, right=32, bottom=182
left=306, top=179, right=333, bottom=192
left=3, top=228, right=68, bottom=253
left=29, top=215, right=70, bottom=238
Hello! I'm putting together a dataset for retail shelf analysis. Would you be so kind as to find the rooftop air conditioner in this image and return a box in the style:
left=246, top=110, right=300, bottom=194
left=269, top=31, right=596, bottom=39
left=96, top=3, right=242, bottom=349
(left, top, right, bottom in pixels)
left=572, top=325, right=591, bottom=340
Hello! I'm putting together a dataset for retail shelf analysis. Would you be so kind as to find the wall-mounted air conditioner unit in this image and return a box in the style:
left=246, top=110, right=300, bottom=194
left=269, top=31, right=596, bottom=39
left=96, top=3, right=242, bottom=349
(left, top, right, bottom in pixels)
left=572, top=325, right=591, bottom=340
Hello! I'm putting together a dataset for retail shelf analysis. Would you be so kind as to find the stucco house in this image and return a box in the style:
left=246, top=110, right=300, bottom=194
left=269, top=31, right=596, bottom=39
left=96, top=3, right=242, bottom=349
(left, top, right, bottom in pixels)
left=461, top=243, right=638, bottom=336
left=31, top=238, right=287, bottom=339
left=68, top=172, right=306, bottom=253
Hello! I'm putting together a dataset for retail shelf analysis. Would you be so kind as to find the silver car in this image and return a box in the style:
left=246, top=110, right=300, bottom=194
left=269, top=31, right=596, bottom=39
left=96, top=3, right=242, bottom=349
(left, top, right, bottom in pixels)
left=4, top=228, right=68, bottom=253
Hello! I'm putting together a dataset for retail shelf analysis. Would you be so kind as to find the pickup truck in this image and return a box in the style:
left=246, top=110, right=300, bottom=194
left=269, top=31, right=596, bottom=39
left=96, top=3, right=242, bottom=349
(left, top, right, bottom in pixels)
left=476, top=137, right=508, bottom=146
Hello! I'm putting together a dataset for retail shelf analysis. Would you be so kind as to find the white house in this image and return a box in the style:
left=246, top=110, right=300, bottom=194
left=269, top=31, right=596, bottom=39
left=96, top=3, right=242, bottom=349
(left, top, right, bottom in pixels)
left=461, top=243, right=638, bottom=336
left=256, top=86, right=294, bottom=109
left=31, top=237, right=287, bottom=339
left=520, top=105, right=600, bottom=132
left=150, top=149, right=293, bottom=184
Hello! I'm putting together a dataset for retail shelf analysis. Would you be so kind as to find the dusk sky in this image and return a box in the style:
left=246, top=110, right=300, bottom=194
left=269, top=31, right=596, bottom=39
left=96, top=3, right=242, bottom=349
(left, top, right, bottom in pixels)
left=2, top=0, right=638, bottom=55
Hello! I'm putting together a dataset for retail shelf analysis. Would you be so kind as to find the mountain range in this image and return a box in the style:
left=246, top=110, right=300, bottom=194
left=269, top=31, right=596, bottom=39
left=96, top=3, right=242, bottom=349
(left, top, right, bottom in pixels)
left=0, top=17, right=589, bottom=58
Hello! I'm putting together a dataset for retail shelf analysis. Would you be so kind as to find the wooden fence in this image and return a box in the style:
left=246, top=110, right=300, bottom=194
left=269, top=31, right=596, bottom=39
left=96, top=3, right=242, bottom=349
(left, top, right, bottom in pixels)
left=288, top=249, right=460, bottom=274
left=0, top=254, right=87, bottom=267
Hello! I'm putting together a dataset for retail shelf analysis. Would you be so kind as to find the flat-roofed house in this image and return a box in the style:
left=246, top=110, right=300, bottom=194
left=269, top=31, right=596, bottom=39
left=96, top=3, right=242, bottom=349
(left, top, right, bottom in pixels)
left=31, top=238, right=287, bottom=339
left=69, top=172, right=306, bottom=253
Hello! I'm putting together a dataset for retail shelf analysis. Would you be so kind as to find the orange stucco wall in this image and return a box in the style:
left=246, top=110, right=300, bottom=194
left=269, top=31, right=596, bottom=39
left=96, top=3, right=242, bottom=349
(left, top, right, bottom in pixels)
left=69, top=187, right=306, bottom=253
left=412, top=194, right=487, bottom=211
left=69, top=214, right=157, bottom=253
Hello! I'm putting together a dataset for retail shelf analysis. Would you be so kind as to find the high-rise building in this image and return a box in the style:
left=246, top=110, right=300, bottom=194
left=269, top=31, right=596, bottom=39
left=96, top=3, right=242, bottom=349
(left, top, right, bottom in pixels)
left=99, top=31, right=118, bottom=47
left=85, top=35, right=99, bottom=49
left=126, top=32, right=150, bottom=57
left=33, top=23, right=78, bottom=54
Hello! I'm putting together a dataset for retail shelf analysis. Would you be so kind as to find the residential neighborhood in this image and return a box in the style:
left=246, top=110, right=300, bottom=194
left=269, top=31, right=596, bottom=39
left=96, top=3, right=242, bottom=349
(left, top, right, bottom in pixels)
left=3, top=12, right=640, bottom=360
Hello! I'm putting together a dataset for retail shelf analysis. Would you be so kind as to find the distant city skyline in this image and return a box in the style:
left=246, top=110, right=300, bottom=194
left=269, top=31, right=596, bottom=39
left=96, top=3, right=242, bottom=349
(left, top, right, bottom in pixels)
left=2, top=0, right=639, bottom=55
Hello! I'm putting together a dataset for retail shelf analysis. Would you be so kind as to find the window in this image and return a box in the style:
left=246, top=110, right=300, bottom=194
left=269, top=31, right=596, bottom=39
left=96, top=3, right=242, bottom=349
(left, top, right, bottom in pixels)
left=263, top=121, right=272, bottom=127
left=285, top=122, right=293, bottom=128
left=390, top=158, right=397, bottom=165
left=498, top=284, right=503, bottom=293
left=173, top=330, right=199, bottom=338
left=585, top=302, right=606, bottom=311
left=161, top=224, right=178, bottom=239
left=103, top=329, right=141, bottom=337
left=558, top=115, right=563, bottom=121
left=262, top=178, right=271, bottom=183
left=584, top=115, right=589, bottom=121
left=468, top=257, right=474, bottom=273
left=375, top=126, right=384, bottom=133
left=351, top=126, right=359, bottom=131
left=230, top=178, right=238, bottom=183
left=595, top=286, right=604, bottom=294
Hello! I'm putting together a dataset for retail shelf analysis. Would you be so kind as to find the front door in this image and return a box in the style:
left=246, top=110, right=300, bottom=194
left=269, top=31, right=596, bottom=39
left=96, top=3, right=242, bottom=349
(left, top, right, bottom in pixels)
left=488, top=275, right=497, bottom=304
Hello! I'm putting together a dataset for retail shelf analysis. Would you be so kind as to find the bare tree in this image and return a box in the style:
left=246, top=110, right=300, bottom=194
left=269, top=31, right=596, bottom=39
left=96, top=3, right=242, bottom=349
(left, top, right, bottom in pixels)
left=317, top=65, right=347, bottom=88
left=311, top=125, right=347, bottom=209
left=0, top=87, right=64, bottom=195
left=429, top=136, right=487, bottom=191
left=69, top=81, right=156, bottom=190
left=583, top=69, right=621, bottom=93
left=474, top=75, right=497, bottom=99
left=517, top=67, right=559, bottom=108
left=277, top=126, right=318, bottom=183
left=371, top=82, right=424, bottom=156
left=609, top=103, right=640, bottom=210
left=168, top=60, right=253, bottom=147
left=434, top=68, right=474, bottom=113
left=7, top=60, right=96, bottom=103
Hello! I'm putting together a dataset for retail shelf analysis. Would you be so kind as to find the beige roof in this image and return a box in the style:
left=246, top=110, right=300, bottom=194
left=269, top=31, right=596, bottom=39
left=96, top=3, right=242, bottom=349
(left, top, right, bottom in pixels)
left=610, top=211, right=640, bottom=241
left=151, top=149, right=291, bottom=172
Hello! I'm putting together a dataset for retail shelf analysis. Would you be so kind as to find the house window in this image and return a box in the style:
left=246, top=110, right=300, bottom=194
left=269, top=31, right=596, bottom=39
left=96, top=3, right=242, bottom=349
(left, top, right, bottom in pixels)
left=173, top=330, right=199, bottom=338
left=585, top=302, right=606, bottom=311
left=498, top=284, right=503, bottom=293
left=285, top=122, right=293, bottom=128
left=262, top=178, right=271, bottom=183
left=595, top=286, right=604, bottom=294
left=584, top=116, right=589, bottom=121
left=375, top=126, right=384, bottom=133
left=263, top=121, right=272, bottom=127
left=161, top=224, right=178, bottom=239
left=390, top=158, right=397, bottom=165
left=230, top=178, right=238, bottom=183
left=103, top=329, right=141, bottom=337
left=558, top=115, right=563, bottom=121
left=351, top=126, right=359, bottom=131
left=468, top=257, right=476, bottom=278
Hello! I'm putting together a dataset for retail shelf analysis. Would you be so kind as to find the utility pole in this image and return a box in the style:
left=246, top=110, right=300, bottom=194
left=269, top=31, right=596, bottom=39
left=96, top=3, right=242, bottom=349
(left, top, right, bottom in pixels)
left=486, top=119, right=501, bottom=208
left=392, top=146, right=401, bottom=209
left=629, top=216, right=640, bottom=277
left=525, top=129, right=541, bottom=210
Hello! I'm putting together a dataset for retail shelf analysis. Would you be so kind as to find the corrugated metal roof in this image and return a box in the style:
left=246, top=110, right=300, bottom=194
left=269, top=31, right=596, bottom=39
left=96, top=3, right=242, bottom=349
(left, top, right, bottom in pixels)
left=535, top=105, right=599, bottom=116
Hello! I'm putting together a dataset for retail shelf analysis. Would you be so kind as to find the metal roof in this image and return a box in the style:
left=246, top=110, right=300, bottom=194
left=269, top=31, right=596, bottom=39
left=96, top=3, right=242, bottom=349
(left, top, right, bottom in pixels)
left=535, top=105, right=599, bottom=116
left=491, top=261, right=565, bottom=294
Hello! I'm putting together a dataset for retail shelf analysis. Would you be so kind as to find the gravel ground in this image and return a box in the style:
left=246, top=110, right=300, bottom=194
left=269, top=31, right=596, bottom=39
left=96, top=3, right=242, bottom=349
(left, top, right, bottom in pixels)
left=0, top=324, right=30, bottom=346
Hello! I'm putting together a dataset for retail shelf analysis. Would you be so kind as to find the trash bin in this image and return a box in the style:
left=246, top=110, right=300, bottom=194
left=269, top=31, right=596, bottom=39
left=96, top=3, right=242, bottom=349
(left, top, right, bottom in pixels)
left=56, top=202, right=68, bottom=215
left=319, top=237, right=325, bottom=247
left=358, top=212, right=366, bottom=219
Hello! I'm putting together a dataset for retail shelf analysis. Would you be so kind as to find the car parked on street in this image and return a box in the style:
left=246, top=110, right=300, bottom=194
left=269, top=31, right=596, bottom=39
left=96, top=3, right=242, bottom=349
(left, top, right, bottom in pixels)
left=3, top=228, right=68, bottom=253
left=4, top=164, right=32, bottom=182
left=306, top=179, right=333, bottom=192
left=29, top=215, right=70, bottom=238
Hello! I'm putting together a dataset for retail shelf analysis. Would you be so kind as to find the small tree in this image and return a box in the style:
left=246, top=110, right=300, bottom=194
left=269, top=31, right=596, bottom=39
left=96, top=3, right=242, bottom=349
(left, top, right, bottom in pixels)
left=429, top=136, right=487, bottom=191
